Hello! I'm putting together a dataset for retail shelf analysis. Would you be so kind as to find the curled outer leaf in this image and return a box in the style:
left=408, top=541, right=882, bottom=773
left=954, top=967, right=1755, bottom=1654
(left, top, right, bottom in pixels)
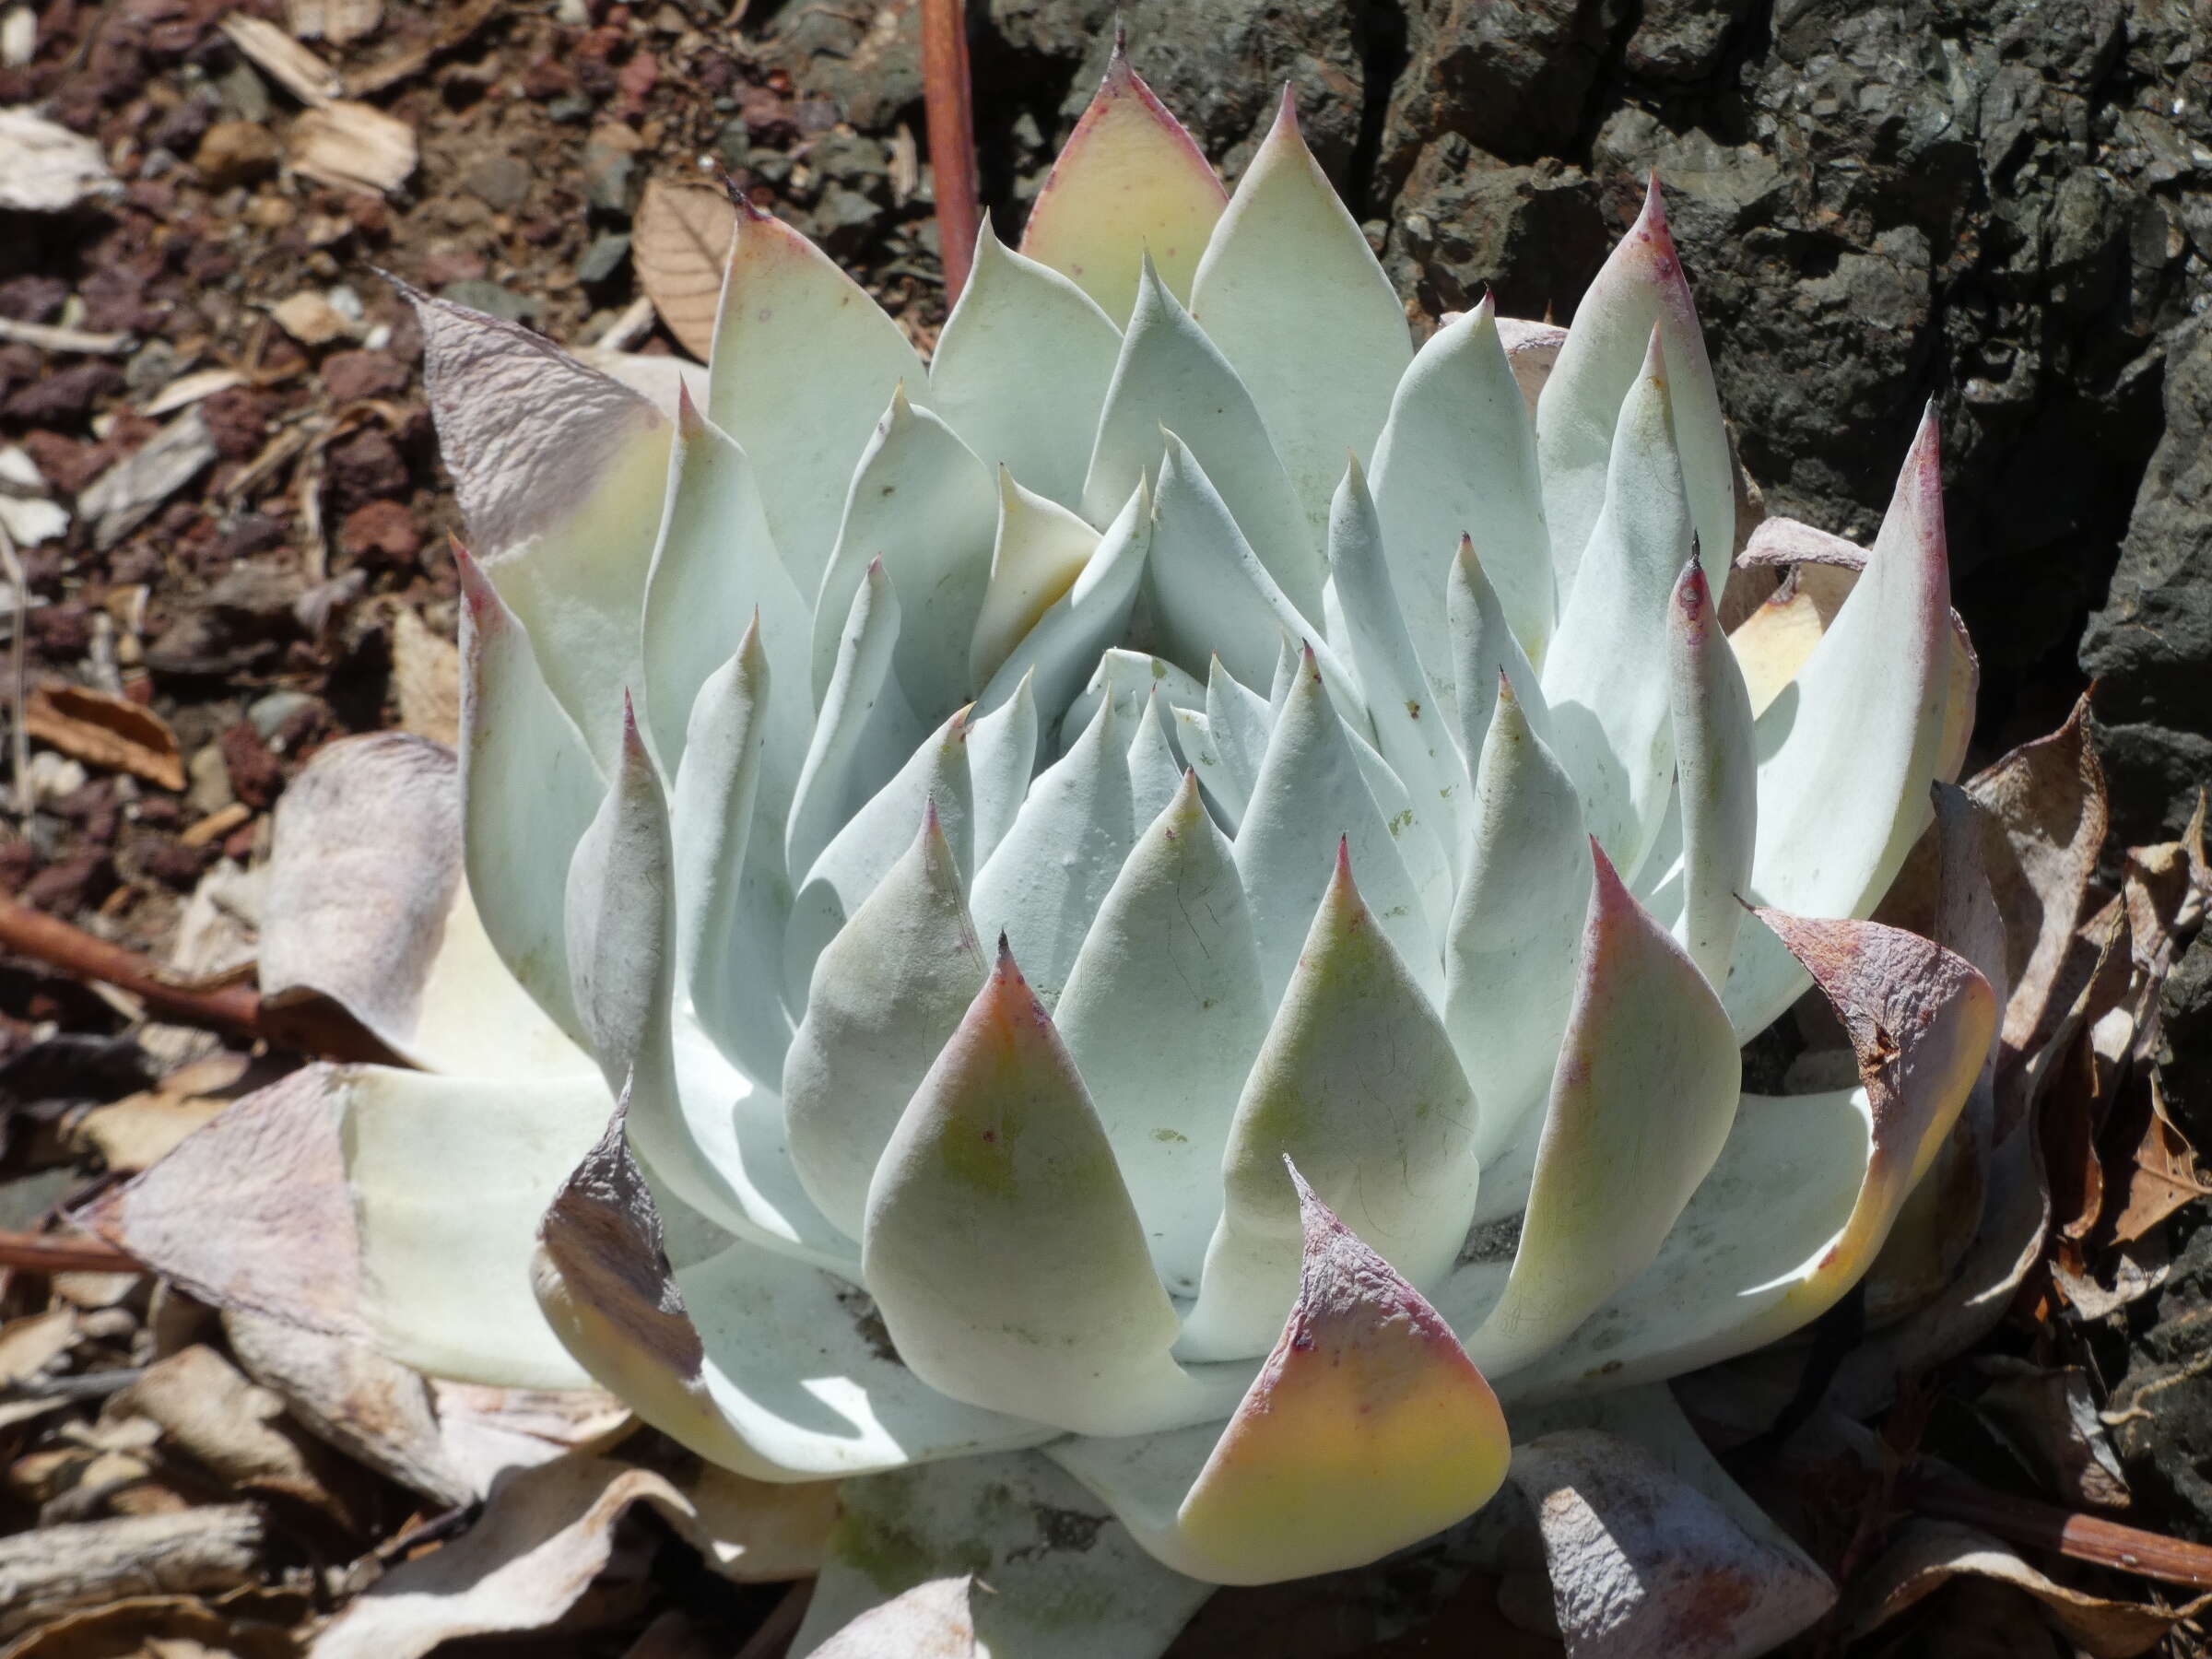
left=1018, top=38, right=1226, bottom=323
left=1503, top=907, right=1997, bottom=1399
left=1170, top=1167, right=1508, bottom=1584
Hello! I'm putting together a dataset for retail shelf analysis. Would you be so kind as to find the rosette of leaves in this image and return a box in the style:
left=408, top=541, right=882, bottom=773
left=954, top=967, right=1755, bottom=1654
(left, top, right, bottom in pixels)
left=229, top=43, right=2002, bottom=1657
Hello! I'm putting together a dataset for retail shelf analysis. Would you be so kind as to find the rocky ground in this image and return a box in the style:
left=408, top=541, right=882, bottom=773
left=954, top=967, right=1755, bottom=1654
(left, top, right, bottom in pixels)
left=0, top=0, right=2207, bottom=1654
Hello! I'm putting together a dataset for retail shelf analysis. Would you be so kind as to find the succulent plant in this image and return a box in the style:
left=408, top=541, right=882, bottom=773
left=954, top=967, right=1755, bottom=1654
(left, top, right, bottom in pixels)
left=262, top=41, right=2000, bottom=1653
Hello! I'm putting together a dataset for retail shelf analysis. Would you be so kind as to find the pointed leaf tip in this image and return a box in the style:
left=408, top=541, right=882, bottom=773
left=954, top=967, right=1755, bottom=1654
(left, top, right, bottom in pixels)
left=1173, top=1168, right=1509, bottom=1583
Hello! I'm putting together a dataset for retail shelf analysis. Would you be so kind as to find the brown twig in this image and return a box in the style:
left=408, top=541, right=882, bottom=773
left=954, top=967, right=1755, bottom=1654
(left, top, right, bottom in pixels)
left=0, top=1228, right=144, bottom=1276
left=0, top=898, right=393, bottom=1061
left=920, top=0, right=981, bottom=301
left=1906, top=1465, right=2212, bottom=1591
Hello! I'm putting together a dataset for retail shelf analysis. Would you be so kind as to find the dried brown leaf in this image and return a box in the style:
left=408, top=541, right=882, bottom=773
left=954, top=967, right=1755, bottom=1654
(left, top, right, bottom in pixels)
left=1846, top=1519, right=2205, bottom=1657
left=112, top=1346, right=353, bottom=1529
left=23, top=683, right=186, bottom=792
left=808, top=1577, right=980, bottom=1659
left=2111, top=1077, right=2211, bottom=1244
left=388, top=606, right=459, bottom=747
left=634, top=179, right=735, bottom=361
left=0, top=1507, right=269, bottom=1641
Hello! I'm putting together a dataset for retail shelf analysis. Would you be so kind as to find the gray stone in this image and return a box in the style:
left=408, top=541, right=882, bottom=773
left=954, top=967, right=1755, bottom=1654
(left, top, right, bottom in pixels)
left=713, top=114, right=751, bottom=172
left=247, top=689, right=317, bottom=741
left=465, top=154, right=533, bottom=211
left=582, top=141, right=638, bottom=215
left=437, top=281, right=542, bottom=325
left=577, top=232, right=632, bottom=286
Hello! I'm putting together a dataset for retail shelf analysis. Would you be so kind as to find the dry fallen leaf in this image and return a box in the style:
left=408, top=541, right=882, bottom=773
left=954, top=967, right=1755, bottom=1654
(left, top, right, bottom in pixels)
left=0, top=1310, right=77, bottom=1388
left=808, top=1577, right=979, bottom=1659
left=634, top=179, right=736, bottom=361
left=1846, top=1518, right=2206, bottom=1657
left=24, top=683, right=186, bottom=791
left=69, top=1092, right=229, bottom=1172
left=309, top=1453, right=834, bottom=1659
left=113, top=1346, right=354, bottom=1530
left=0, top=1507, right=270, bottom=1641
left=2112, top=1077, right=2212, bottom=1243
left=269, top=292, right=354, bottom=347
left=387, top=605, right=458, bottom=747
left=217, top=15, right=342, bottom=104
left=76, top=410, right=218, bottom=551
left=288, top=0, right=381, bottom=44
left=288, top=102, right=416, bottom=195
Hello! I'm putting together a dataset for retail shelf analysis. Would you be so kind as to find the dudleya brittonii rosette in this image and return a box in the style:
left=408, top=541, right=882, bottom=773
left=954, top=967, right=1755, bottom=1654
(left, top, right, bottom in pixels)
left=353, top=42, right=1996, bottom=1633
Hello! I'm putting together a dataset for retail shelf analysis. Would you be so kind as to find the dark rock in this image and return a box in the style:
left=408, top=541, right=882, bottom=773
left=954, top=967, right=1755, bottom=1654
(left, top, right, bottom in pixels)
left=1384, top=141, right=1609, bottom=319
left=218, top=719, right=283, bottom=809
left=27, top=602, right=95, bottom=661
left=465, top=153, right=534, bottom=211
left=3, top=361, right=125, bottom=425
left=1624, top=0, right=1758, bottom=81
left=0, top=276, right=68, bottom=324
left=340, top=499, right=422, bottom=567
left=322, top=348, right=410, bottom=405
left=325, top=428, right=410, bottom=511
left=1381, top=0, right=1624, bottom=178
left=2162, top=932, right=2212, bottom=1151
left=2113, top=1221, right=2212, bottom=1541
left=198, top=386, right=271, bottom=461
left=2080, top=314, right=2212, bottom=843
left=20, top=851, right=112, bottom=917
left=131, top=831, right=213, bottom=889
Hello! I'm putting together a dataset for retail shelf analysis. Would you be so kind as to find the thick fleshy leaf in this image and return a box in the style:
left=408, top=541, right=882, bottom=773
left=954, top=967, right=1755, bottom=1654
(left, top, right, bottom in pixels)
left=811, top=387, right=998, bottom=719
left=1446, top=536, right=1547, bottom=777
left=1325, top=459, right=1460, bottom=864
left=1370, top=295, right=1555, bottom=684
left=638, top=394, right=810, bottom=805
left=1535, top=179, right=1731, bottom=599
left=1126, top=686, right=1185, bottom=827
left=705, top=201, right=928, bottom=594
left=1666, top=560, right=1756, bottom=984
left=1501, top=909, right=1995, bottom=1399
left=671, top=623, right=790, bottom=1088
left=1443, top=675, right=1590, bottom=1201
left=929, top=227, right=1124, bottom=510
left=457, top=550, right=603, bottom=1048
left=416, top=292, right=672, bottom=769
left=570, top=707, right=846, bottom=1265
left=1235, top=645, right=1436, bottom=1006
left=1018, top=39, right=1226, bottom=323
left=1083, top=260, right=1320, bottom=618
left=346, top=1065, right=609, bottom=1390
left=970, top=469, right=1101, bottom=688
left=1468, top=841, right=1739, bottom=1379
left=968, top=696, right=1135, bottom=1005
left=785, top=709, right=973, bottom=1004
left=260, top=733, right=590, bottom=1079
left=1728, top=407, right=1953, bottom=1038
left=1540, top=328, right=1691, bottom=883
left=976, top=482, right=1152, bottom=735
left=536, top=1096, right=1053, bottom=1481
left=786, top=559, right=924, bottom=889
left=1188, top=91, right=1411, bottom=538
left=863, top=942, right=1214, bottom=1437
left=784, top=805, right=987, bottom=1242
left=963, top=669, right=1038, bottom=868
left=1182, top=847, right=1480, bottom=1359
left=1072, top=1171, right=1507, bottom=1586
left=1054, top=773, right=1268, bottom=1296
left=797, top=1453, right=1216, bottom=1659
left=1506, top=1429, right=1835, bottom=1658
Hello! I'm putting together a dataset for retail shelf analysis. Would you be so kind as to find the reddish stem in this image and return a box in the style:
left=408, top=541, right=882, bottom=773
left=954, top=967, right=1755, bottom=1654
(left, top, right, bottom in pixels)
left=1905, top=1466, right=2212, bottom=1590
left=0, top=1228, right=144, bottom=1276
left=921, top=0, right=981, bottom=301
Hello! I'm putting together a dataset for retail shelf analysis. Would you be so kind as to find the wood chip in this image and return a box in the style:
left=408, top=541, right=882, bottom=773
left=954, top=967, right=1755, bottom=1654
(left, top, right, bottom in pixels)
left=270, top=290, right=354, bottom=346
left=24, top=682, right=186, bottom=791
left=141, top=366, right=245, bottom=417
left=0, top=315, right=131, bottom=353
left=0, top=1309, right=77, bottom=1387
left=288, top=100, right=416, bottom=194
left=288, top=0, right=382, bottom=43
left=181, top=802, right=252, bottom=848
left=218, top=14, right=343, bottom=105
left=0, top=109, right=119, bottom=212
left=76, top=408, right=218, bottom=550
left=634, top=178, right=735, bottom=360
